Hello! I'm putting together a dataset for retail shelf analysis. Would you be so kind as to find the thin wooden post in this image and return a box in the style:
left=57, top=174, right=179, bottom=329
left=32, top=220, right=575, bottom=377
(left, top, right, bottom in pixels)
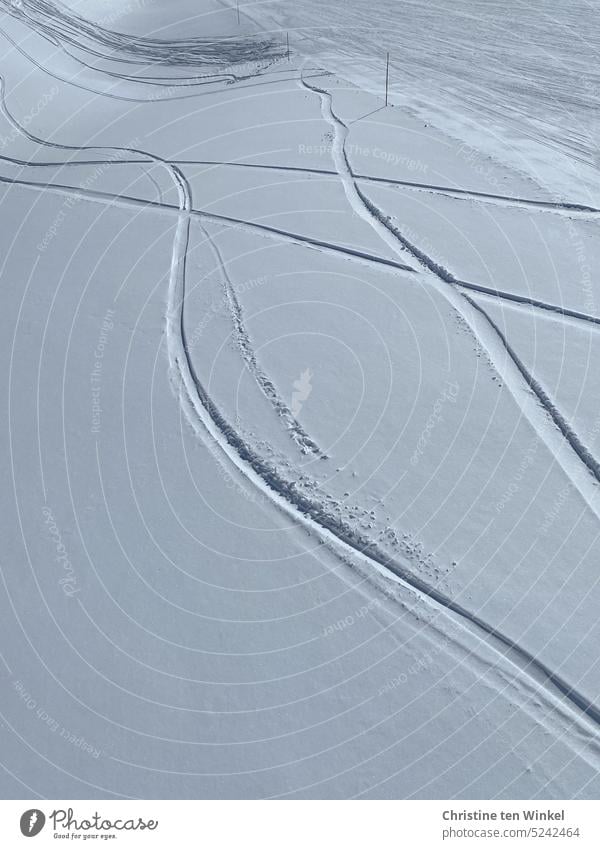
left=236, top=0, right=240, bottom=25
left=286, top=31, right=290, bottom=61
left=385, top=51, right=390, bottom=106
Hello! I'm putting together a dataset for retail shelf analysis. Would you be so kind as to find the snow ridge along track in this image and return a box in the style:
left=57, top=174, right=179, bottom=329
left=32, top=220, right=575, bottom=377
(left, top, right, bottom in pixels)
left=3, top=25, right=600, bottom=746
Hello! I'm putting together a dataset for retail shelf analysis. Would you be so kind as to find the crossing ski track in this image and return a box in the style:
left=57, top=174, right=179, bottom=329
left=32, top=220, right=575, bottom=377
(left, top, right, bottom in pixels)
left=4, top=168, right=600, bottom=332
left=5, top=151, right=600, bottom=218
left=299, top=68, right=600, bottom=501
left=3, top=12, right=600, bottom=766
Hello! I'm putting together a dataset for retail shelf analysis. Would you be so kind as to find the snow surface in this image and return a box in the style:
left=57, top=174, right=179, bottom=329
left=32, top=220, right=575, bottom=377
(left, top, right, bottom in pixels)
left=1, top=0, right=600, bottom=800
left=249, top=0, right=600, bottom=205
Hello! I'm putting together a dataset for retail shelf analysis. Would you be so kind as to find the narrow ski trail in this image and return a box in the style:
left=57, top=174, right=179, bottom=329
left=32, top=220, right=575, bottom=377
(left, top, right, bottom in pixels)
left=456, top=280, right=600, bottom=328
left=197, top=221, right=327, bottom=457
left=299, top=67, right=600, bottom=519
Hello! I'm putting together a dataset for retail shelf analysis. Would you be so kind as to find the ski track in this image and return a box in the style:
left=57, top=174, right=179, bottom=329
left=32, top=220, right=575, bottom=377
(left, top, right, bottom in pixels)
left=456, top=281, right=600, bottom=329
left=0, top=170, right=417, bottom=273
left=0, top=24, right=299, bottom=106
left=197, top=221, right=327, bottom=457
left=298, top=69, right=600, bottom=500
left=0, top=75, right=325, bottom=460
left=171, top=159, right=600, bottom=218
left=295, top=67, right=600, bottom=724
left=298, top=71, right=422, bottom=264
left=58, top=43, right=286, bottom=89
left=361, top=195, right=600, bottom=480
left=4, top=147, right=597, bottom=217
left=6, top=168, right=600, bottom=341
left=463, top=293, right=600, bottom=481
left=4, top=157, right=600, bottom=330
left=3, top=25, right=600, bottom=751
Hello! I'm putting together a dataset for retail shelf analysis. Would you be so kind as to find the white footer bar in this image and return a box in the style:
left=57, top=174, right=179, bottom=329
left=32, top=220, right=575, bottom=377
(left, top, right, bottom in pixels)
left=0, top=800, right=598, bottom=848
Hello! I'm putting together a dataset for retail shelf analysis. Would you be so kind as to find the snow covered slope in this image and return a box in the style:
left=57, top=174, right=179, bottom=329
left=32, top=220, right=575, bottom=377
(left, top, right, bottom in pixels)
left=250, top=0, right=600, bottom=206
left=1, top=0, right=599, bottom=800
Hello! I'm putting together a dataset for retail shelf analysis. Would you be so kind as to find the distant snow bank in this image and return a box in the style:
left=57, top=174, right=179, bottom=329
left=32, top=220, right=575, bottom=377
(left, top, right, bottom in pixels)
left=2, top=0, right=279, bottom=64
left=57, top=0, right=257, bottom=38
left=247, top=0, right=600, bottom=206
